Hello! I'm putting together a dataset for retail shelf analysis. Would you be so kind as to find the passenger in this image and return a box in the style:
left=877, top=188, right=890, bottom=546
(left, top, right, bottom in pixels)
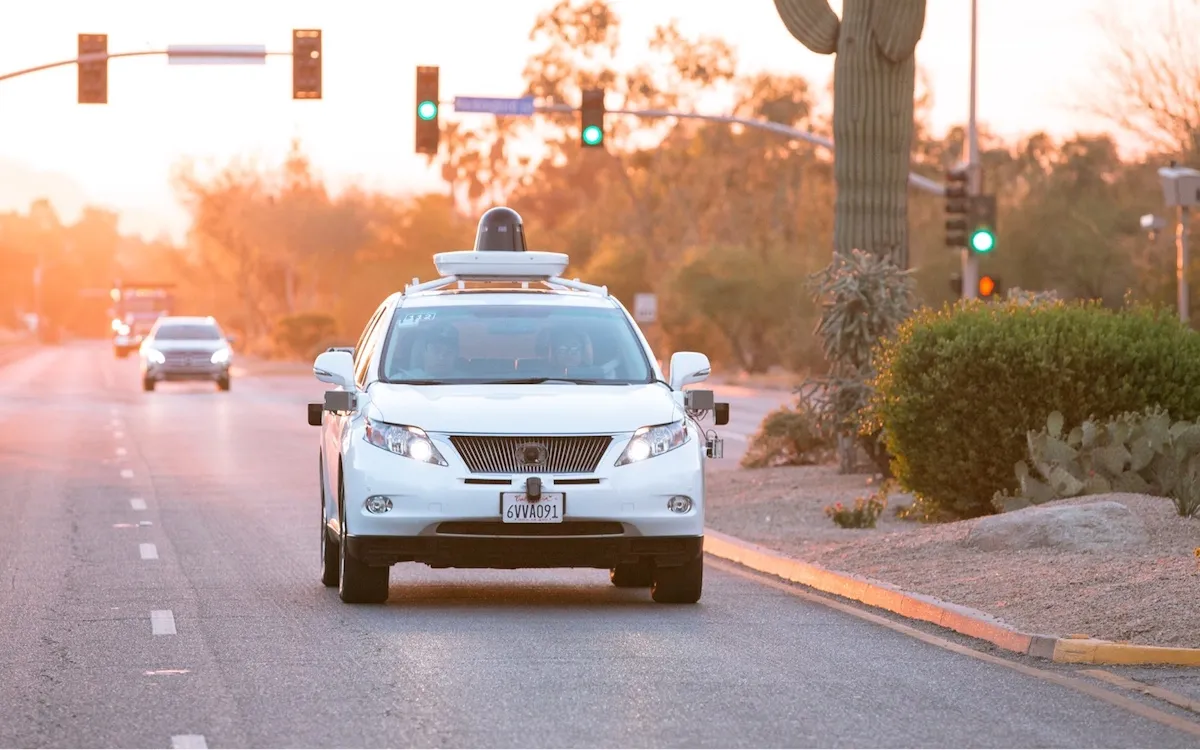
left=548, top=329, right=589, bottom=372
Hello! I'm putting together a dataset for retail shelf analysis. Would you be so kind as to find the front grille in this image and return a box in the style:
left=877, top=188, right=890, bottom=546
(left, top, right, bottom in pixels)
left=163, top=350, right=211, bottom=367
left=449, top=435, right=612, bottom=474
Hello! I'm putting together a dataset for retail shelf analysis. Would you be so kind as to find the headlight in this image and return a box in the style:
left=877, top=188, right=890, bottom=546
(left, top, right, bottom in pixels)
left=144, top=348, right=165, bottom=364
left=615, top=419, right=690, bottom=466
left=210, top=348, right=231, bottom=364
left=116, top=323, right=130, bottom=336
left=364, top=419, right=448, bottom=466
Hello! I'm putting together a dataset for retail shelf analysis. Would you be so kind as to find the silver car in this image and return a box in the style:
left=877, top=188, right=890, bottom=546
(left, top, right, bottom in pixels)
left=138, top=316, right=235, bottom=392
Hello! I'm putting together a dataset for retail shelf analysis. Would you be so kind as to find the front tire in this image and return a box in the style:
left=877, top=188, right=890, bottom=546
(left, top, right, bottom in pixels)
left=142, top=376, right=156, bottom=392
left=650, top=554, right=703, bottom=604
left=337, top=478, right=389, bottom=604
left=217, top=374, right=231, bottom=391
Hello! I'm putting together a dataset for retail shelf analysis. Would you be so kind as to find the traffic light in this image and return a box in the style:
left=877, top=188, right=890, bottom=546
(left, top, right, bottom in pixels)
left=968, top=194, right=997, bottom=254
left=415, top=66, right=440, bottom=155
left=292, top=29, right=322, bottom=99
left=944, top=166, right=969, bottom=247
left=77, top=34, right=107, bottom=104
left=580, top=88, right=605, bottom=148
left=978, top=274, right=1001, bottom=298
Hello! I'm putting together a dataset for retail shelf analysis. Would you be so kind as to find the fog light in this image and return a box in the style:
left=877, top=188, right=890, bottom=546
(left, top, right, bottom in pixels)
left=667, top=495, right=693, bottom=513
left=364, top=495, right=393, bottom=514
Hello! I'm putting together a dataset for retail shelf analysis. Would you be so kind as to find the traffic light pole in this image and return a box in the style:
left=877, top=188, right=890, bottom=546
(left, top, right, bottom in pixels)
left=0, top=48, right=290, bottom=85
left=962, top=0, right=982, bottom=301
left=530, top=102, right=947, bottom=196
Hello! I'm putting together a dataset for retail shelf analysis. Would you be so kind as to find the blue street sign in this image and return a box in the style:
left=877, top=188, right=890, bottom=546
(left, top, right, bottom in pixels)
left=453, top=96, right=536, bottom=116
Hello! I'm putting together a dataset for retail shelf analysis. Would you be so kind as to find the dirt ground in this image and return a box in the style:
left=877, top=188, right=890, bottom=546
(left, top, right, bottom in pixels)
left=705, top=463, right=1200, bottom=648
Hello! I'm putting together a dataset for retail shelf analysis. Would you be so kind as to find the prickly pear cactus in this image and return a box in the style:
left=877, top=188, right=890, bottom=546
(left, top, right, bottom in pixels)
left=773, top=0, right=927, bottom=269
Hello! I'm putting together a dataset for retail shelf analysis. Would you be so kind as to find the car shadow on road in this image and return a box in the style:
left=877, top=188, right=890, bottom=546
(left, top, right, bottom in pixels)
left=331, top=580, right=702, bottom=611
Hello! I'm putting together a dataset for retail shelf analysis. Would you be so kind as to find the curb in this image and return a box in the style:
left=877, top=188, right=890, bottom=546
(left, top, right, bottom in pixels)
left=703, top=527, right=1200, bottom=667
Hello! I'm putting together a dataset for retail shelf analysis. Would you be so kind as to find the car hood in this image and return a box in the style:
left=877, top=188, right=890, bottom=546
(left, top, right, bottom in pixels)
left=365, top=383, right=680, bottom=434
left=146, top=339, right=228, bottom=352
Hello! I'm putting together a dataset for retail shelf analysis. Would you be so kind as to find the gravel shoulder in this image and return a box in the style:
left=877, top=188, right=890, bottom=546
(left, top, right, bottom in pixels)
left=705, top=463, right=1200, bottom=648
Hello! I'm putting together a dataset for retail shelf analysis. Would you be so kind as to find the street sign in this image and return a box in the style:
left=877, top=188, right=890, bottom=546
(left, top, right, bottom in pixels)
left=633, top=293, right=657, bottom=323
left=453, top=96, right=535, bottom=116
left=167, top=45, right=267, bottom=65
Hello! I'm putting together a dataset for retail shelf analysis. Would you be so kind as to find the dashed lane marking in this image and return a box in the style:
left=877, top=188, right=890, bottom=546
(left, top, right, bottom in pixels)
left=150, top=610, right=176, bottom=636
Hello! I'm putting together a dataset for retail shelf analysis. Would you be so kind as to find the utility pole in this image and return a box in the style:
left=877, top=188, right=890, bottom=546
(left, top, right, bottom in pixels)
left=963, top=0, right=981, bottom=300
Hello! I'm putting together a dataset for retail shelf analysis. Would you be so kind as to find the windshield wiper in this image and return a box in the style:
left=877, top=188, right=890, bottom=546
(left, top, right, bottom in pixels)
left=392, top=379, right=451, bottom=385
left=483, top=377, right=615, bottom=385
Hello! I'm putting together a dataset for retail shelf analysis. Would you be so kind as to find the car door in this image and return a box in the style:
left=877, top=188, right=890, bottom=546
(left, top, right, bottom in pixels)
left=322, top=303, right=388, bottom=508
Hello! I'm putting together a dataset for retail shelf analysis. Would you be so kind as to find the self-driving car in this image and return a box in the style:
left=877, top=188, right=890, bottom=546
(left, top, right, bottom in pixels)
left=309, top=207, right=729, bottom=604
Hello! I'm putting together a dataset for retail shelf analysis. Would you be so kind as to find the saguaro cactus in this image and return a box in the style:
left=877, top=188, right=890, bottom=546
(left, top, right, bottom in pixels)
left=774, top=0, right=927, bottom=269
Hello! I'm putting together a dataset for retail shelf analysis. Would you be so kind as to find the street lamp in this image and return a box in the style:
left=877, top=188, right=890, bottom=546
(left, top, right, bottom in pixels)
left=1156, top=164, right=1200, bottom=324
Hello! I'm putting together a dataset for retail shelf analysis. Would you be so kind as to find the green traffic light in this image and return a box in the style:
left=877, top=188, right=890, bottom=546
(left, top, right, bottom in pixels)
left=417, top=100, right=438, bottom=120
left=582, top=124, right=603, bottom=145
left=969, top=229, right=995, bottom=253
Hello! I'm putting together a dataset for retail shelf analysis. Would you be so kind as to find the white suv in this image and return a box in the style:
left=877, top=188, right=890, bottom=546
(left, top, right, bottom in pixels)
left=308, top=241, right=730, bottom=605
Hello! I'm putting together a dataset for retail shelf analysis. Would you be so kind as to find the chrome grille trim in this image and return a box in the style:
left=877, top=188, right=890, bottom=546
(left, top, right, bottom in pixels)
left=449, top=435, right=613, bottom=474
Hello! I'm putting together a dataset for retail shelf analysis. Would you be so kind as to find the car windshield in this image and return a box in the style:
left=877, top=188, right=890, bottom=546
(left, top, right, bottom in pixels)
left=153, top=323, right=223, bottom=341
left=378, top=304, right=653, bottom=385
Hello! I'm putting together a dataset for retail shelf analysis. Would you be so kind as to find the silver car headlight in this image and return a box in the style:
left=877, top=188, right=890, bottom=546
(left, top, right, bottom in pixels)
left=210, top=348, right=231, bottom=364
left=615, top=419, right=690, bottom=466
left=144, top=348, right=166, bottom=364
left=364, top=419, right=448, bottom=466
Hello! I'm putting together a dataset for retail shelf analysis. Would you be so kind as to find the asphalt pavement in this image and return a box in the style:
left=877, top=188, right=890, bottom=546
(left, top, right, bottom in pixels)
left=1, top=341, right=1198, bottom=748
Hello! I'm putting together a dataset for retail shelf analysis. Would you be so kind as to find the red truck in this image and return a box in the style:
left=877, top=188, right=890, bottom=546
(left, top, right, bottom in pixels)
left=110, top=282, right=175, bottom=358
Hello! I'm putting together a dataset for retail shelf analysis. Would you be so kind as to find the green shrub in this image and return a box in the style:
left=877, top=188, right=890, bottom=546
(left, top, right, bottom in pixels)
left=741, top=404, right=835, bottom=468
left=272, top=312, right=340, bottom=361
left=867, top=298, right=1200, bottom=520
left=998, top=406, right=1200, bottom=518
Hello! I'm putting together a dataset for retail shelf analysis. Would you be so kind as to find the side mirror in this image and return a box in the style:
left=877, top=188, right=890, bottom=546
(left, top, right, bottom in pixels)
left=226, top=334, right=239, bottom=346
left=313, top=350, right=355, bottom=389
left=669, top=351, right=711, bottom=391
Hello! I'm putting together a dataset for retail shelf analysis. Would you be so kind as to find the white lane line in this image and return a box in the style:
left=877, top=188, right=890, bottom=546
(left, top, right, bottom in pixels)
left=114, top=431, right=124, bottom=439
left=139, top=543, right=158, bottom=560
left=120, top=469, right=134, bottom=479
left=116, top=447, right=127, bottom=457
left=110, top=407, right=119, bottom=416
left=171, top=735, right=207, bottom=749
left=723, top=432, right=748, bottom=443
left=130, top=498, right=147, bottom=511
left=150, top=610, right=176, bottom=635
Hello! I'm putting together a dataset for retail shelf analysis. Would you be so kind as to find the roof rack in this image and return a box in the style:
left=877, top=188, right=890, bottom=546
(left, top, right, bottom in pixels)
left=403, top=250, right=609, bottom=297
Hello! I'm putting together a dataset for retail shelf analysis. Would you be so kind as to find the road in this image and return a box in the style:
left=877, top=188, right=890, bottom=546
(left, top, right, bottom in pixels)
left=1, top=341, right=1198, bottom=748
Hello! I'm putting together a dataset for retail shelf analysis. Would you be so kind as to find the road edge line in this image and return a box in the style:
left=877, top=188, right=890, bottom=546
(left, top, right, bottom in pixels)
left=703, top=527, right=1200, bottom=667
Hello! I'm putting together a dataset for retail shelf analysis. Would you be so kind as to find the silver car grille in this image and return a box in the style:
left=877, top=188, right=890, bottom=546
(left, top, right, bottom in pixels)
left=163, top=350, right=211, bottom=367
left=449, top=435, right=613, bottom=474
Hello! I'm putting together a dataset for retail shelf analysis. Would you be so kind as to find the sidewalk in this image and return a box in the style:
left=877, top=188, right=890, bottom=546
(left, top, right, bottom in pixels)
left=703, top=463, right=1200, bottom=665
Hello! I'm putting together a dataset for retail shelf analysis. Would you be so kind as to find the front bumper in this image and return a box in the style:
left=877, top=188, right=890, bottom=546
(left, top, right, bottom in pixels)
left=346, top=532, right=703, bottom=569
left=336, top=423, right=708, bottom=568
left=146, top=361, right=230, bottom=381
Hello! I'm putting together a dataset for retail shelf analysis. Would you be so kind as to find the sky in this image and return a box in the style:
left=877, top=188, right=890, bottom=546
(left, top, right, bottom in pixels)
left=0, top=0, right=1155, bottom=242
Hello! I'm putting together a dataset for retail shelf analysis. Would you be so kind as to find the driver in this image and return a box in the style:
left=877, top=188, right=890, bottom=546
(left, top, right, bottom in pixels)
left=410, top=323, right=460, bottom=378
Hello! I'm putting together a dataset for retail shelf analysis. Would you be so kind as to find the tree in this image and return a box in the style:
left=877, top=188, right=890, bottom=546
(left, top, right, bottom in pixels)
left=1091, top=0, right=1200, bottom=159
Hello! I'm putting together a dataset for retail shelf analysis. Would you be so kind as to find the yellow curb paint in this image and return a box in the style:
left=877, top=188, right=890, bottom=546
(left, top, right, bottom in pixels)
left=703, top=527, right=1200, bottom=667
left=1054, top=638, right=1200, bottom=667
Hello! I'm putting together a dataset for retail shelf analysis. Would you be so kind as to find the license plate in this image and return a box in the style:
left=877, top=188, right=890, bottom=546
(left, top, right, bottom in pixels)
left=500, top=492, right=564, bottom=523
